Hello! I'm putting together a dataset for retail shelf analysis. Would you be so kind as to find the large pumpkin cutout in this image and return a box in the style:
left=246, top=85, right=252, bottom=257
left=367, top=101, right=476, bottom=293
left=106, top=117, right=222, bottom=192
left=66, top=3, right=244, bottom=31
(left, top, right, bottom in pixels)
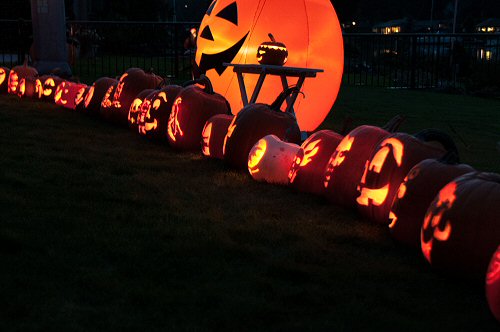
left=195, top=0, right=344, bottom=131
left=356, top=130, right=457, bottom=224
left=388, top=156, right=474, bottom=248
left=0, top=67, right=9, bottom=93
left=288, top=129, right=343, bottom=195
left=421, top=172, right=500, bottom=277
left=486, top=246, right=500, bottom=322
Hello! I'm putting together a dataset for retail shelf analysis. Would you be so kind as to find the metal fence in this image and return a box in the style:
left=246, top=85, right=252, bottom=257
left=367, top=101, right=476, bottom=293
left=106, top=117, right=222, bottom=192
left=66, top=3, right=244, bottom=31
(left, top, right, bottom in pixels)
left=1, top=20, right=499, bottom=94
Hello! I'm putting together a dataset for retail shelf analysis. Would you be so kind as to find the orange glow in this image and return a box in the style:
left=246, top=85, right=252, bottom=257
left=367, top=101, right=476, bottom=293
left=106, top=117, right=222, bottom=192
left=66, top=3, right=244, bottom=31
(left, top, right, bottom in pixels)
left=18, top=78, right=26, bottom=96
left=35, top=79, right=43, bottom=98
left=397, top=181, right=407, bottom=199
left=144, top=119, right=158, bottom=131
left=153, top=92, right=167, bottom=110
left=330, top=135, right=355, bottom=169
left=195, top=0, right=344, bottom=132
left=54, top=84, right=64, bottom=103
left=223, top=119, right=237, bottom=156
left=84, top=85, right=95, bottom=108
left=201, top=122, right=213, bottom=156
left=101, top=85, right=114, bottom=108
left=8, top=71, right=19, bottom=93
left=299, top=139, right=321, bottom=167
left=388, top=211, right=398, bottom=229
left=167, top=97, right=183, bottom=142
left=75, top=87, right=86, bottom=106
left=0, top=68, right=6, bottom=85
left=487, top=251, right=500, bottom=285
left=421, top=181, right=458, bottom=263
left=128, top=98, right=143, bottom=123
left=113, top=73, right=128, bottom=104
left=356, top=184, right=390, bottom=207
left=248, top=138, right=267, bottom=174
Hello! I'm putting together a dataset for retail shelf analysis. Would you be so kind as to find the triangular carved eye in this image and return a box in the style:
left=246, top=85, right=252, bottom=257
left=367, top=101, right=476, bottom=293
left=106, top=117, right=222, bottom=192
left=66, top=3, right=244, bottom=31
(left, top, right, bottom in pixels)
left=200, top=25, right=214, bottom=41
left=206, top=1, right=217, bottom=15
left=216, top=2, right=238, bottom=25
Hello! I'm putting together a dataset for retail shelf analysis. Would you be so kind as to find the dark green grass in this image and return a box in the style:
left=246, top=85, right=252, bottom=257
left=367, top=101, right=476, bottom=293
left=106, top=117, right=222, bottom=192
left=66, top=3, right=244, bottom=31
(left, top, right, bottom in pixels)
left=0, top=87, right=499, bottom=331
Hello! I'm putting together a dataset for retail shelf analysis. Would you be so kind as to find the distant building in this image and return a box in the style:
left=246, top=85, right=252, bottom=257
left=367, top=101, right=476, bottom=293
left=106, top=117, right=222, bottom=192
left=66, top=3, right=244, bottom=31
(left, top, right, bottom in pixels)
left=372, top=19, right=410, bottom=34
left=476, top=18, right=500, bottom=33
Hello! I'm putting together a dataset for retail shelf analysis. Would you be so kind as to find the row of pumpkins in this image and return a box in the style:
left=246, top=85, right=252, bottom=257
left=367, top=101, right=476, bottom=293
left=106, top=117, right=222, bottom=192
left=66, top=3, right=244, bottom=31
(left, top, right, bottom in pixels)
left=1, top=62, right=499, bottom=322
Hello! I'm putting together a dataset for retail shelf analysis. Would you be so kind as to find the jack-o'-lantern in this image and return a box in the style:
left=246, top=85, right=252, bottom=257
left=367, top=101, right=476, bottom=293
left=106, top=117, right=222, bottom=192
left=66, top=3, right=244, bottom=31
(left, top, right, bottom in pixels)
left=389, top=155, right=474, bottom=248
left=223, top=87, right=301, bottom=169
left=202, top=114, right=234, bottom=159
left=127, top=89, right=156, bottom=131
left=8, top=58, right=38, bottom=95
left=257, top=33, right=288, bottom=66
left=195, top=0, right=343, bottom=132
left=36, top=75, right=65, bottom=101
left=288, top=130, right=343, bottom=195
left=357, top=129, right=456, bottom=224
left=138, top=85, right=182, bottom=140
left=17, top=77, right=39, bottom=99
left=248, top=134, right=300, bottom=184
left=167, top=76, right=230, bottom=150
left=0, top=67, right=9, bottom=92
left=85, top=77, right=118, bottom=114
left=323, top=116, right=405, bottom=208
left=486, top=246, right=500, bottom=322
left=421, top=172, right=500, bottom=277
left=100, top=82, right=119, bottom=121
left=106, top=68, right=164, bottom=125
left=75, top=86, right=90, bottom=111
left=54, top=81, right=88, bottom=110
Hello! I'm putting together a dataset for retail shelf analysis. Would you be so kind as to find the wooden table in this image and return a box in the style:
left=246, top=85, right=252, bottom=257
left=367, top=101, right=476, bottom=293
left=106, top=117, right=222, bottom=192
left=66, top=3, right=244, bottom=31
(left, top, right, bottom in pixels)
left=223, top=63, right=323, bottom=114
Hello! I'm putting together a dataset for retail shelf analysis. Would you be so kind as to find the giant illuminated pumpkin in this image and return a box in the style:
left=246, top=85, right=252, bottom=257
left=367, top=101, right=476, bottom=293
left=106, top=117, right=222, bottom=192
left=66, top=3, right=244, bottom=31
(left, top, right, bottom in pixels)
left=195, top=0, right=344, bottom=131
left=389, top=156, right=474, bottom=248
left=421, top=172, right=500, bottom=277
left=356, top=130, right=456, bottom=224
left=323, top=116, right=405, bottom=208
left=248, top=135, right=300, bottom=184
left=0, top=67, right=9, bottom=92
left=288, top=129, right=343, bottom=195
left=486, top=246, right=500, bottom=322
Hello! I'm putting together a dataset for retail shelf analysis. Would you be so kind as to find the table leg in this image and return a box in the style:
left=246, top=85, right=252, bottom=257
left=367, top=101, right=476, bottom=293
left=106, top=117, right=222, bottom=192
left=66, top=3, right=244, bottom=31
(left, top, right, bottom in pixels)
left=279, top=75, right=293, bottom=110
left=236, top=71, right=249, bottom=106
left=285, top=75, right=306, bottom=114
left=249, top=72, right=266, bottom=104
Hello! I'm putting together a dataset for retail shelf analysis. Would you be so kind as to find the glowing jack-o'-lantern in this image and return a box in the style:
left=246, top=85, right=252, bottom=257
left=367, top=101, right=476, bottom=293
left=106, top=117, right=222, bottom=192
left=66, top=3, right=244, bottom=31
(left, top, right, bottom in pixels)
left=85, top=77, right=118, bottom=114
left=138, top=85, right=182, bottom=140
left=195, top=0, right=343, bottom=132
left=421, top=172, right=500, bottom=277
left=17, top=77, right=39, bottom=99
left=100, top=82, right=119, bottom=121
left=356, top=129, right=456, bottom=224
left=127, top=89, right=155, bottom=131
left=223, top=87, right=301, bottom=169
left=323, top=116, right=405, bottom=208
left=486, top=246, right=500, bottom=322
left=248, top=134, right=300, bottom=184
left=36, top=76, right=65, bottom=101
left=106, top=68, right=163, bottom=125
left=0, top=67, right=10, bottom=93
left=75, top=86, right=90, bottom=111
left=257, top=33, right=288, bottom=66
left=389, top=155, right=474, bottom=248
left=201, top=114, right=234, bottom=159
left=54, top=81, right=88, bottom=110
left=167, top=76, right=230, bottom=150
left=288, top=130, right=343, bottom=195
left=8, top=59, right=38, bottom=94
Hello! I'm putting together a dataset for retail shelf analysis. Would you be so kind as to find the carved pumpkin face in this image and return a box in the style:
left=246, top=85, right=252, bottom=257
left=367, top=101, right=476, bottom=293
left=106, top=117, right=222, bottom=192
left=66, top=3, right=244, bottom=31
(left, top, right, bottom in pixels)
left=486, top=246, right=500, bottom=322
left=201, top=114, right=235, bottom=159
left=420, top=172, right=500, bottom=277
left=75, top=86, right=89, bottom=109
left=17, top=77, right=39, bottom=98
left=54, top=81, right=88, bottom=110
left=37, top=76, right=64, bottom=100
left=8, top=60, right=38, bottom=95
left=127, top=89, right=155, bottom=131
left=195, top=0, right=344, bottom=131
left=248, top=134, right=300, bottom=185
left=85, top=77, right=118, bottom=114
left=288, top=130, right=343, bottom=195
left=0, top=67, right=9, bottom=92
left=388, top=158, right=474, bottom=249
left=257, top=34, right=288, bottom=66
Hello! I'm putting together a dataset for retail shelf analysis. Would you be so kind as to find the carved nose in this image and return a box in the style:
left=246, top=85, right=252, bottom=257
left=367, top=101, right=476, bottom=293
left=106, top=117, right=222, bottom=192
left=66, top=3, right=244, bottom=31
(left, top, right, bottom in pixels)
left=200, top=25, right=214, bottom=41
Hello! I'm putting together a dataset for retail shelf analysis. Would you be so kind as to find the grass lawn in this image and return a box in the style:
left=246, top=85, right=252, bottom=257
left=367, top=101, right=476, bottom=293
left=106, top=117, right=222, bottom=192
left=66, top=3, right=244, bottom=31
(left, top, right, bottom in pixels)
left=0, top=86, right=499, bottom=331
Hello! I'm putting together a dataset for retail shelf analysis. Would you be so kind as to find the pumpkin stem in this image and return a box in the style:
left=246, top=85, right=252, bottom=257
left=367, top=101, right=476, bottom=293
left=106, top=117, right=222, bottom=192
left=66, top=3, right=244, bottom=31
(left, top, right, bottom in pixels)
left=415, top=128, right=459, bottom=162
left=182, top=74, right=214, bottom=94
left=382, top=114, right=406, bottom=133
left=268, top=33, right=276, bottom=42
left=270, top=86, right=304, bottom=113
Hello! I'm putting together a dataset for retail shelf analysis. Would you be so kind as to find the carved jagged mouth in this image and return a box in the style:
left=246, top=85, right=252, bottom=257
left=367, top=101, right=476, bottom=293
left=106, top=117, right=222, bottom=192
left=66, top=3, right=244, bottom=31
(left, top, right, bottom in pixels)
left=198, top=32, right=249, bottom=75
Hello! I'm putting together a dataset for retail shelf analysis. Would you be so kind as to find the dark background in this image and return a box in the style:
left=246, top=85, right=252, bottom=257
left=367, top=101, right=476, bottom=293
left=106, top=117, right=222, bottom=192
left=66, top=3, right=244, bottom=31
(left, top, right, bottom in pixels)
left=2, top=0, right=500, bottom=27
